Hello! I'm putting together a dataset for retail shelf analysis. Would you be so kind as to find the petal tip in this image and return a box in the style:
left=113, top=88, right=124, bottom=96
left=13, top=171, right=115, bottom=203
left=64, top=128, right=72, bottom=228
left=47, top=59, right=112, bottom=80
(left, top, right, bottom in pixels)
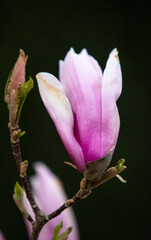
left=19, top=49, right=25, bottom=57
left=69, top=47, right=75, bottom=53
left=36, top=72, right=44, bottom=81
left=35, top=73, right=40, bottom=79
left=109, top=48, right=119, bottom=62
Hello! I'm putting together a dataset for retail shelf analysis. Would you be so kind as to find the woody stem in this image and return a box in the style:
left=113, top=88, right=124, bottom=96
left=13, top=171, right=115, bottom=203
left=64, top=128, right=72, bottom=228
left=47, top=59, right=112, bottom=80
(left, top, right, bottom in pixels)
left=10, top=126, right=40, bottom=215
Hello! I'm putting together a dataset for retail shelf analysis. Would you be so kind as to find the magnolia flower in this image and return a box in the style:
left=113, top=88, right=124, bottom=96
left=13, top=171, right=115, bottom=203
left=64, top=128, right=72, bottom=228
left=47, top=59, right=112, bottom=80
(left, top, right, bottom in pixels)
left=36, top=48, right=122, bottom=173
left=0, top=231, right=5, bottom=240
left=24, top=162, right=79, bottom=240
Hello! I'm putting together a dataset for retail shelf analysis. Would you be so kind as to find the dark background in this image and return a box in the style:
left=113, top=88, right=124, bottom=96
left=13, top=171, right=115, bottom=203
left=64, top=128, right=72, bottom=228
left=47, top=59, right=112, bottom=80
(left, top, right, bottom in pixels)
left=0, top=0, right=150, bottom=239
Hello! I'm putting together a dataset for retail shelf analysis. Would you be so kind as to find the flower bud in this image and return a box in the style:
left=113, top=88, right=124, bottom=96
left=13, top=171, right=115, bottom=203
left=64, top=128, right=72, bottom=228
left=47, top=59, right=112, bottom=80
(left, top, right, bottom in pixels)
left=5, top=50, right=34, bottom=128
left=5, top=49, right=28, bottom=105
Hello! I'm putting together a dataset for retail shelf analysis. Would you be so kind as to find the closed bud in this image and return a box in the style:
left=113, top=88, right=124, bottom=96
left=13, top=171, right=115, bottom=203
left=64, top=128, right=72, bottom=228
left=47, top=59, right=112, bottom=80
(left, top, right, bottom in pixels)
left=5, top=50, right=34, bottom=128
left=5, top=49, right=28, bottom=105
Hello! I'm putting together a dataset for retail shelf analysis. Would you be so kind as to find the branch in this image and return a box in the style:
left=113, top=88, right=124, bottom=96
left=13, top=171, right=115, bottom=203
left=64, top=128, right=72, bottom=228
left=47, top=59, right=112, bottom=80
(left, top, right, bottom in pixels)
left=10, top=126, right=40, bottom=215
left=29, top=187, right=91, bottom=239
left=45, top=188, right=91, bottom=222
left=45, top=165, right=127, bottom=222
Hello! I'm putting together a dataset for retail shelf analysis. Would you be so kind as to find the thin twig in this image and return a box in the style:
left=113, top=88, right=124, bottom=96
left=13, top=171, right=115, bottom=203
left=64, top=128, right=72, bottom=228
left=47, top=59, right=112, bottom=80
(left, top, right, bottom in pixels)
left=30, top=187, right=91, bottom=239
left=45, top=188, right=91, bottom=222
left=10, top=127, right=40, bottom=215
left=91, top=166, right=127, bottom=188
left=10, top=126, right=47, bottom=239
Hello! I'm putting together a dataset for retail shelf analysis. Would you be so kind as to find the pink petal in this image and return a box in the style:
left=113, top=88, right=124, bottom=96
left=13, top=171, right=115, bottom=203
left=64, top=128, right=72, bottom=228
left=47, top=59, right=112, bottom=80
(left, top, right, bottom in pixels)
left=0, top=231, right=5, bottom=240
left=59, top=48, right=103, bottom=164
left=102, top=48, right=122, bottom=157
left=23, top=162, right=80, bottom=240
left=22, top=191, right=34, bottom=237
left=36, top=72, right=85, bottom=171
left=80, top=49, right=103, bottom=76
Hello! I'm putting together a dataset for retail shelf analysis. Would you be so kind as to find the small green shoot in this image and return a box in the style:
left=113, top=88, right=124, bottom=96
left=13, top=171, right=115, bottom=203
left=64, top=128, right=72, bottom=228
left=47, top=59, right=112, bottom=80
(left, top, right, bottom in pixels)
left=51, top=221, right=72, bottom=240
left=16, top=76, right=34, bottom=119
left=115, top=159, right=125, bottom=172
left=18, top=130, right=26, bottom=138
left=14, top=182, right=22, bottom=202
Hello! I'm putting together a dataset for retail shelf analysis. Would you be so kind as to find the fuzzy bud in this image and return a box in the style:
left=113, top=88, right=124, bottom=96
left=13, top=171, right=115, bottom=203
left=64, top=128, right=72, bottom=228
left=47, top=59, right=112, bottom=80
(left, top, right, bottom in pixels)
left=5, top=49, right=28, bottom=105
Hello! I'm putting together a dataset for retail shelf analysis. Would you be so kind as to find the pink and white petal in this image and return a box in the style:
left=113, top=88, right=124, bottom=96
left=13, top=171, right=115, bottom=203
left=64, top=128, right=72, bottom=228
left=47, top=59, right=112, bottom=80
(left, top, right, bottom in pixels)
left=36, top=72, right=85, bottom=171
left=59, top=49, right=102, bottom=164
left=0, top=231, right=5, bottom=240
left=102, top=48, right=122, bottom=157
left=59, top=60, right=64, bottom=81
left=80, top=49, right=103, bottom=77
left=102, top=48, right=122, bottom=101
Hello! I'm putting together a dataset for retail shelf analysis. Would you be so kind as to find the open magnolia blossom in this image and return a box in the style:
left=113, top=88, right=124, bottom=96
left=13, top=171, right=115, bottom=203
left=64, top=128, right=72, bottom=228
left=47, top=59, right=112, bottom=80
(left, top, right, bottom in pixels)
left=23, top=162, right=79, bottom=240
left=36, top=48, right=122, bottom=173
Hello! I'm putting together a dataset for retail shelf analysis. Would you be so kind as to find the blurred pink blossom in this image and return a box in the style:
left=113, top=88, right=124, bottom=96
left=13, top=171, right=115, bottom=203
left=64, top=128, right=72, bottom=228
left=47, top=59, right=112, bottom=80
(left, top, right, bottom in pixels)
left=23, top=162, right=79, bottom=240
left=0, top=231, right=5, bottom=240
